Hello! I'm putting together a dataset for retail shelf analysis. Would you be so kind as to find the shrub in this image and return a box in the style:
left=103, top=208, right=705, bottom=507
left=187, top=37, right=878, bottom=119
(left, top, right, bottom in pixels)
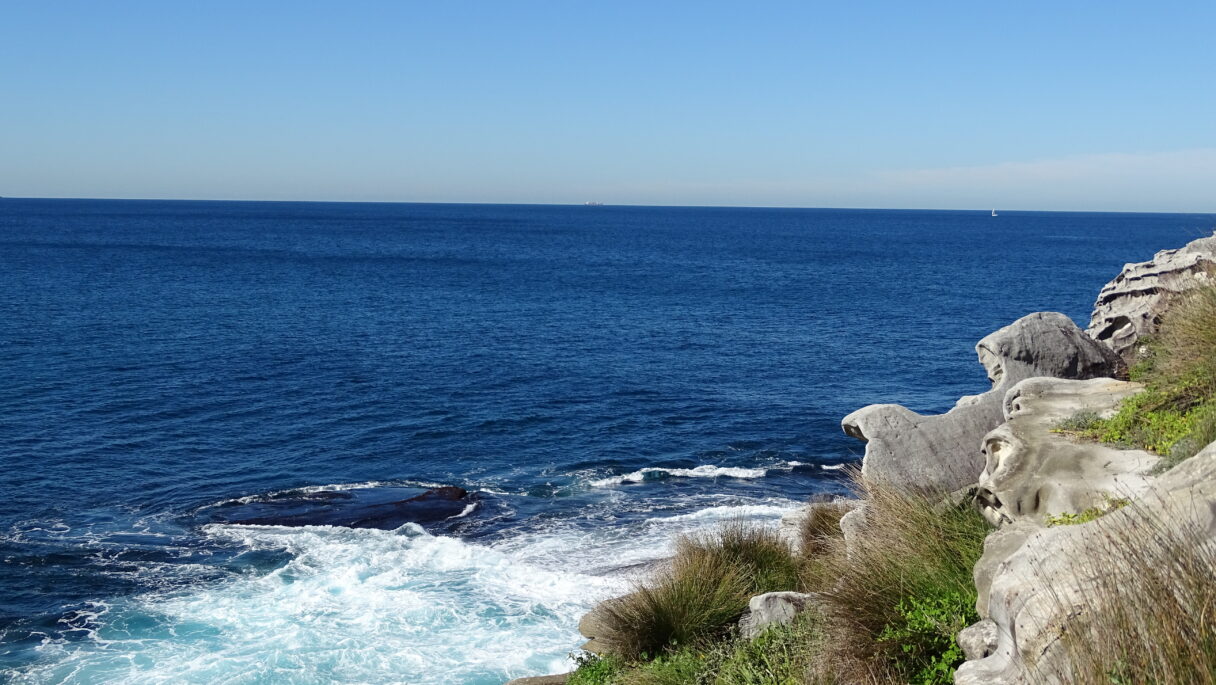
left=876, top=594, right=972, bottom=685
left=1044, top=497, right=1129, bottom=527
left=1148, top=280, right=1216, bottom=404
left=598, top=521, right=799, bottom=660
left=1051, top=410, right=1103, bottom=435
left=1083, top=282, right=1216, bottom=466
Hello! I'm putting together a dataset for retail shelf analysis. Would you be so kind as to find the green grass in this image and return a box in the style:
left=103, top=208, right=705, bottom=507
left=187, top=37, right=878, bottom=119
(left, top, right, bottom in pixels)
left=1045, top=496, right=1130, bottom=527
left=569, top=613, right=826, bottom=685
left=568, top=653, right=626, bottom=685
left=1056, top=283, right=1216, bottom=470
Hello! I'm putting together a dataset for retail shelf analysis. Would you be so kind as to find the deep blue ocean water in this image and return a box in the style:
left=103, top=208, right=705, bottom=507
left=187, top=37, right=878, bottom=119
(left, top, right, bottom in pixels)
left=0, top=199, right=1212, bottom=683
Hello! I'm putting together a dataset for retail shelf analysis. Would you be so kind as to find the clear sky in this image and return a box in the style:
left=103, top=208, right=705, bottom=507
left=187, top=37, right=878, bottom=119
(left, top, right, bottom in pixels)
left=2, top=1, right=1213, bottom=211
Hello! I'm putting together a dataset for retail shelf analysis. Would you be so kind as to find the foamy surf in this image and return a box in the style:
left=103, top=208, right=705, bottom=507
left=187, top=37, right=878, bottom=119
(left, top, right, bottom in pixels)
left=9, top=499, right=798, bottom=684
left=588, top=461, right=806, bottom=487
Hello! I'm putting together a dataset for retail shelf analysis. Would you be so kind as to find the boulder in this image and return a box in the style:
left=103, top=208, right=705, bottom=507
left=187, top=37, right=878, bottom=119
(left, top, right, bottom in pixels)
left=957, top=619, right=998, bottom=661
left=842, top=312, right=1122, bottom=493
left=738, top=591, right=823, bottom=639
left=1088, top=232, right=1216, bottom=363
left=974, top=377, right=1159, bottom=527
left=958, top=443, right=1216, bottom=682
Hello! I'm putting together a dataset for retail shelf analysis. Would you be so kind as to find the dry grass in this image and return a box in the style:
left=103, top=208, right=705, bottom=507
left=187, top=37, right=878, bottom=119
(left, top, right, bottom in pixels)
left=797, top=500, right=853, bottom=559
left=1041, top=503, right=1216, bottom=684
left=1149, top=280, right=1216, bottom=405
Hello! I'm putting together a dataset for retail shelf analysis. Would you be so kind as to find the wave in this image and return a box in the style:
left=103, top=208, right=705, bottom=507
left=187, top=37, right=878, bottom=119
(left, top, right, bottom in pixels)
left=644, top=503, right=799, bottom=523
left=7, top=495, right=802, bottom=684
left=589, top=461, right=805, bottom=487
left=12, top=523, right=623, bottom=684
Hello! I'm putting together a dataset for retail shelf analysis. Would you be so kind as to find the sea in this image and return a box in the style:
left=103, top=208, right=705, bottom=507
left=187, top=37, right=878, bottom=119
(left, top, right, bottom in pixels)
left=0, top=199, right=1211, bottom=684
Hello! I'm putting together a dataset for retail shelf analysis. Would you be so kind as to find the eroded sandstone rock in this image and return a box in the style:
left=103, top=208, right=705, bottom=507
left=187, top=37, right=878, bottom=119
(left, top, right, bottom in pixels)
left=974, top=377, right=1158, bottom=527
left=1088, top=232, right=1216, bottom=363
left=842, top=313, right=1122, bottom=493
left=958, top=441, right=1216, bottom=684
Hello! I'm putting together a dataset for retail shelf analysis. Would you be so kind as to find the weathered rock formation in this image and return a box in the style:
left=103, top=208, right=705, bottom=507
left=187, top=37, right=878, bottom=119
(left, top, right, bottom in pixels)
left=957, top=440, right=1216, bottom=684
left=1088, top=232, right=1216, bottom=363
left=738, top=591, right=823, bottom=639
left=842, top=312, right=1122, bottom=493
left=974, top=377, right=1158, bottom=527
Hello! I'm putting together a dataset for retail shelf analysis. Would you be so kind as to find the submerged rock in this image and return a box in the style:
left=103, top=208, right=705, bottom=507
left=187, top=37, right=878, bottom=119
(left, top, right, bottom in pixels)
left=221, top=486, right=473, bottom=529
left=1088, top=232, right=1216, bottom=363
left=842, top=312, right=1121, bottom=493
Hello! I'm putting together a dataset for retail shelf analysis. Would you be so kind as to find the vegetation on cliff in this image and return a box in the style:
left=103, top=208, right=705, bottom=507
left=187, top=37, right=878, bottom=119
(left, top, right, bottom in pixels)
left=571, top=475, right=989, bottom=684
left=1060, top=283, right=1216, bottom=469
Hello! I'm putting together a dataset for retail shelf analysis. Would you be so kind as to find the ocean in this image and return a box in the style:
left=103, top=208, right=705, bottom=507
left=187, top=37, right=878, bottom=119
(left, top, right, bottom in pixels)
left=0, top=199, right=1211, bottom=683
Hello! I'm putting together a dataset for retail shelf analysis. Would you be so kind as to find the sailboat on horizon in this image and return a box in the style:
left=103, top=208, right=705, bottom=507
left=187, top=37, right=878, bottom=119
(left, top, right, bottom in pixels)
left=991, top=208, right=998, bottom=217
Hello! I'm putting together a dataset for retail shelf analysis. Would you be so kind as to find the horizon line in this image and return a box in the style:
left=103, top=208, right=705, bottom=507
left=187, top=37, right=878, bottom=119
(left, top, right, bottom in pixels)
left=4, top=196, right=1215, bottom=216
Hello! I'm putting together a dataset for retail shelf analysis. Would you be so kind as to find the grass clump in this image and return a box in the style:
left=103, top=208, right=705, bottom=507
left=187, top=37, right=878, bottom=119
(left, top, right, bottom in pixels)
left=1044, top=496, right=1129, bottom=527
left=598, top=521, right=800, bottom=660
left=568, top=653, right=626, bottom=685
left=803, top=475, right=991, bottom=684
left=1050, top=505, right=1216, bottom=684
left=581, top=612, right=826, bottom=685
left=590, top=479, right=989, bottom=683
left=1077, top=283, right=1216, bottom=469
left=709, top=614, right=824, bottom=685
left=1051, top=410, right=1103, bottom=435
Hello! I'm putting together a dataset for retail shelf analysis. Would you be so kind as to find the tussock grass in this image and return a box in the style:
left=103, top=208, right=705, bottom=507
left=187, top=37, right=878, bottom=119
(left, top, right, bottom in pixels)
left=597, top=521, right=799, bottom=660
left=1044, top=504, right=1216, bottom=684
left=803, top=472, right=991, bottom=684
left=586, top=479, right=989, bottom=683
left=1148, top=280, right=1216, bottom=403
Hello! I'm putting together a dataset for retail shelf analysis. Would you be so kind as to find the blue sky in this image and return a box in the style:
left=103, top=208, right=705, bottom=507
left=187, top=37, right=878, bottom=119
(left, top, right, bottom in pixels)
left=2, top=1, right=1213, bottom=211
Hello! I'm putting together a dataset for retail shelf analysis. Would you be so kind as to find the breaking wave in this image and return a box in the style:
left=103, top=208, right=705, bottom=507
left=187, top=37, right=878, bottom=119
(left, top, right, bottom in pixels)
left=7, top=499, right=799, bottom=684
left=589, top=461, right=806, bottom=487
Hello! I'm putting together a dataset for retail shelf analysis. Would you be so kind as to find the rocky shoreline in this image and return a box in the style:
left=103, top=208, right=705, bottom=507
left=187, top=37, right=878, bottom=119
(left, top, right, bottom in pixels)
left=513, top=232, right=1216, bottom=684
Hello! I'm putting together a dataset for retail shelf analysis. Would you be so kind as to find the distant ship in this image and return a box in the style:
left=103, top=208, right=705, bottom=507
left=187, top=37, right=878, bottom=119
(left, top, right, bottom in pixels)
left=991, top=208, right=998, bottom=217
left=584, top=201, right=604, bottom=206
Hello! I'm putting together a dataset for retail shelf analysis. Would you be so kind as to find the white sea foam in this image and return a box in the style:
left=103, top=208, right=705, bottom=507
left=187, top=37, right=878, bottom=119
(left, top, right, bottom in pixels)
left=449, top=501, right=479, bottom=519
left=644, top=503, right=798, bottom=523
left=16, top=524, right=622, bottom=684
left=10, top=498, right=797, bottom=684
left=589, top=461, right=805, bottom=488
